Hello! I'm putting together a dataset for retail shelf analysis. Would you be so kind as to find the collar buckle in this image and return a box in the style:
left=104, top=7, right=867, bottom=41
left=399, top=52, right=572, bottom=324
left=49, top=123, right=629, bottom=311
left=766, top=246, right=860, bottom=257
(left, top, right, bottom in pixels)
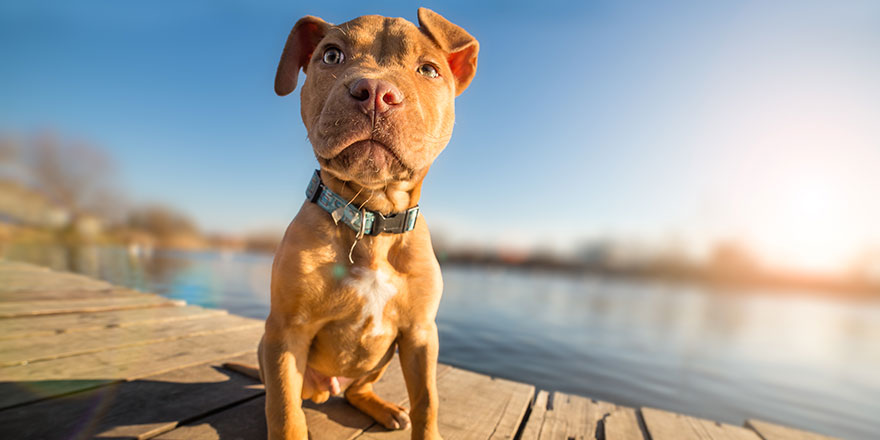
left=369, top=206, right=420, bottom=236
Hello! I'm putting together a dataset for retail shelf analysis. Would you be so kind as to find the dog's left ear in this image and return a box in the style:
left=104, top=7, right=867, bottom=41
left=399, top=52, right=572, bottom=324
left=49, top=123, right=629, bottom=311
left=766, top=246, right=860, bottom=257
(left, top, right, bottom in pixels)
left=417, top=8, right=479, bottom=96
left=275, top=16, right=331, bottom=96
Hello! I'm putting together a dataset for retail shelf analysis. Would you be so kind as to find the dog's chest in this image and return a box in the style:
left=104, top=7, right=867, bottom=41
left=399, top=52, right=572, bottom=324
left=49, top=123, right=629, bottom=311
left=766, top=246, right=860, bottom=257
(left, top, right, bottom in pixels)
left=341, top=267, right=399, bottom=337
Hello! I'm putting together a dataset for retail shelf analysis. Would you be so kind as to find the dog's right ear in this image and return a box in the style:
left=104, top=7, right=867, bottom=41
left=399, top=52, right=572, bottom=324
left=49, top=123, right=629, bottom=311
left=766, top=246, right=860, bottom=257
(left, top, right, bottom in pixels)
left=275, top=16, right=331, bottom=96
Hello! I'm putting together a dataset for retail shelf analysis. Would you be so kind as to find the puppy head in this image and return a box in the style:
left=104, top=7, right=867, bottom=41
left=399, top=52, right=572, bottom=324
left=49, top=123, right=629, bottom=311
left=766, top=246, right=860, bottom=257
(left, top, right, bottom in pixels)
left=275, top=8, right=478, bottom=188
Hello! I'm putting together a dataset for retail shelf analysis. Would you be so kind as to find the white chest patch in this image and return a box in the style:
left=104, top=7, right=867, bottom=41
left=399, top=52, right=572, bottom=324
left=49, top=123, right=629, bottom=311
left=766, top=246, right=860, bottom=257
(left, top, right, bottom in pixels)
left=343, top=267, right=397, bottom=336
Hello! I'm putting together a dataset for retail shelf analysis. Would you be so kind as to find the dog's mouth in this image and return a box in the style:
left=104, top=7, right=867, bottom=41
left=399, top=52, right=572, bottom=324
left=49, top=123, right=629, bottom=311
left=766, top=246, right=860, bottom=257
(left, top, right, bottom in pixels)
left=320, top=139, right=408, bottom=182
left=337, top=140, right=400, bottom=167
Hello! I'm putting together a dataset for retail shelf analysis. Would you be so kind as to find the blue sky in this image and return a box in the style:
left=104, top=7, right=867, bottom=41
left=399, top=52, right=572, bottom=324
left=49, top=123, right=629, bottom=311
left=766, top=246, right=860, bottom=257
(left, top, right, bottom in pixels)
left=2, top=1, right=879, bottom=271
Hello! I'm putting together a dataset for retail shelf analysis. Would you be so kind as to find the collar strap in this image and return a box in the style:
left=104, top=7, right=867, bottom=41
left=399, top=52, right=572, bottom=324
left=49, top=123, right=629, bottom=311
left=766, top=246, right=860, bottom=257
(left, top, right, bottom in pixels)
left=306, top=170, right=419, bottom=235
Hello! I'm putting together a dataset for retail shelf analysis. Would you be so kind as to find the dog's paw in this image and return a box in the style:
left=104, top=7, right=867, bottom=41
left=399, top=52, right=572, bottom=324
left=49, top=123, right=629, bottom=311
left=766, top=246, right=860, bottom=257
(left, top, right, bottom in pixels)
left=345, top=390, right=411, bottom=430
left=379, top=405, right=410, bottom=430
left=310, top=390, right=331, bottom=404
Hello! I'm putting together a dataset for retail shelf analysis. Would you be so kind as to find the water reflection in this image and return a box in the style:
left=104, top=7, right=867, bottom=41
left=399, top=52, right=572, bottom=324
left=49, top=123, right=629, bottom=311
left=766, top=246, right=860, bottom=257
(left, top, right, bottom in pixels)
left=438, top=267, right=879, bottom=439
left=2, top=246, right=878, bottom=439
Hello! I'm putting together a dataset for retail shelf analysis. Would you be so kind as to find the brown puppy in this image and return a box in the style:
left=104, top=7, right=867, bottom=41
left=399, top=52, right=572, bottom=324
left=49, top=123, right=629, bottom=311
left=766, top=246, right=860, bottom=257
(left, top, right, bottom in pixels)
left=230, top=8, right=478, bottom=440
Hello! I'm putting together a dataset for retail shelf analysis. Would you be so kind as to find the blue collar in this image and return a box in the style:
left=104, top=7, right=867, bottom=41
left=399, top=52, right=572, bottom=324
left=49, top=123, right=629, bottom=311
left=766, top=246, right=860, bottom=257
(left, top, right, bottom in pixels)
left=305, top=170, right=420, bottom=236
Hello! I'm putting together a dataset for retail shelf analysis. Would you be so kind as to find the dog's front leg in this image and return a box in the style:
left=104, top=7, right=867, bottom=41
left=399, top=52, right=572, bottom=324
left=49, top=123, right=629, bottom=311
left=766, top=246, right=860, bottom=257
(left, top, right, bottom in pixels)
left=398, top=322, right=442, bottom=440
left=261, top=317, right=314, bottom=440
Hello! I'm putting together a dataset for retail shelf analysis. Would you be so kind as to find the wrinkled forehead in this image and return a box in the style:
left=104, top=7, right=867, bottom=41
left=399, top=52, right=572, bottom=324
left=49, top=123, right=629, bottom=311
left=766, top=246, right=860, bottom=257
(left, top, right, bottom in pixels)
left=325, top=15, right=441, bottom=65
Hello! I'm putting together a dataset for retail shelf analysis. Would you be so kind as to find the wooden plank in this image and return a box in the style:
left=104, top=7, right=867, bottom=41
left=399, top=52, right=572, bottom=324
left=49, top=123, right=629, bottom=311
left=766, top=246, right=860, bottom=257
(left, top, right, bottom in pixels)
left=604, top=407, right=647, bottom=440
left=0, top=324, right=263, bottom=409
left=0, top=313, right=262, bottom=367
left=155, top=393, right=269, bottom=440
left=0, top=352, right=264, bottom=440
left=0, top=264, right=94, bottom=276
left=0, top=261, right=49, bottom=273
left=0, top=271, right=114, bottom=293
left=0, top=294, right=183, bottom=318
left=521, top=391, right=644, bottom=440
left=0, top=287, right=143, bottom=302
left=520, top=390, right=549, bottom=439
left=357, top=367, right=534, bottom=440
left=486, top=375, right=534, bottom=440
left=642, top=407, right=762, bottom=440
left=0, top=305, right=226, bottom=340
left=520, top=391, right=617, bottom=439
left=745, top=419, right=841, bottom=440
left=156, top=392, right=389, bottom=440
left=541, top=392, right=600, bottom=439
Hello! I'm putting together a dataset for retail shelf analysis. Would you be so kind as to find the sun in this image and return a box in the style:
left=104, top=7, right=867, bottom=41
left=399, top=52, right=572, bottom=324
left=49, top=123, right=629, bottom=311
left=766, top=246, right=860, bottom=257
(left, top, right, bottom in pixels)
left=748, top=169, right=859, bottom=275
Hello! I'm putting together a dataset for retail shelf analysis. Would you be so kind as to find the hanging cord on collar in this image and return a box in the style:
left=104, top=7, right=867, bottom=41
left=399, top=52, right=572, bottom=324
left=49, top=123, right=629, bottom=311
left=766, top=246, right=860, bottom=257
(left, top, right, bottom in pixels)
left=347, top=190, right=373, bottom=263
left=348, top=207, right=367, bottom=264
left=333, top=186, right=363, bottom=226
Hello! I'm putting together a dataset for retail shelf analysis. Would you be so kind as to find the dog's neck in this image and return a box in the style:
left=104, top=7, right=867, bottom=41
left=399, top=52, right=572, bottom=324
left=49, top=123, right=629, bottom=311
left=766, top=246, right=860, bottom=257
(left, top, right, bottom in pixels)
left=319, top=169, right=426, bottom=214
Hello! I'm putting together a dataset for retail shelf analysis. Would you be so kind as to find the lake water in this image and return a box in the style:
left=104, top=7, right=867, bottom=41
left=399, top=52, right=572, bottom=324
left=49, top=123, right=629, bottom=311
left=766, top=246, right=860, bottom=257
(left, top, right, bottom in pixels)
left=4, top=245, right=879, bottom=439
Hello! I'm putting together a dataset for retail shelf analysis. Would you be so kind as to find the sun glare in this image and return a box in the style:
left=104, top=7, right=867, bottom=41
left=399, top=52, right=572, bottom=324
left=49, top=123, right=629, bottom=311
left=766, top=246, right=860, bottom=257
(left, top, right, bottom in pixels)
left=753, top=173, right=857, bottom=274
left=717, top=78, right=880, bottom=276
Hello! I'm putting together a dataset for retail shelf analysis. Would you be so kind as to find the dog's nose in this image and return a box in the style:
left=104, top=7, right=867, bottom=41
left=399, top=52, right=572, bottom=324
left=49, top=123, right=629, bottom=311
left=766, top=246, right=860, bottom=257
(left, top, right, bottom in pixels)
left=349, top=78, right=403, bottom=114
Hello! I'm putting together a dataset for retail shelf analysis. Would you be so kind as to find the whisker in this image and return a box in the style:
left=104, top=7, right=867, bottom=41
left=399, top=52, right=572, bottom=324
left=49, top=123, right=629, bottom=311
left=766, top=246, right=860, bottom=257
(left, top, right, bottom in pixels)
left=358, top=189, right=374, bottom=210
left=344, top=185, right=364, bottom=209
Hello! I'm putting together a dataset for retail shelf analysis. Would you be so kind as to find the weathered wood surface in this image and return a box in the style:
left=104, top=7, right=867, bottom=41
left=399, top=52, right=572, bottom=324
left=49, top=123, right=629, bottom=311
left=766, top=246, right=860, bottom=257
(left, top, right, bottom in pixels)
left=0, top=272, right=110, bottom=290
left=520, top=390, right=550, bottom=439
left=155, top=358, right=432, bottom=440
left=0, top=352, right=264, bottom=440
left=0, top=304, right=226, bottom=339
left=0, top=287, right=142, bottom=302
left=157, top=358, right=533, bottom=440
left=0, top=294, right=183, bottom=318
left=356, top=367, right=533, bottom=440
left=0, top=260, right=47, bottom=272
left=642, top=407, right=762, bottom=440
left=0, top=313, right=261, bottom=367
left=521, top=390, right=645, bottom=440
left=0, top=266, right=113, bottom=292
left=0, top=260, right=842, bottom=440
left=746, top=419, right=841, bottom=440
left=0, top=324, right=263, bottom=409
left=604, top=406, right=648, bottom=440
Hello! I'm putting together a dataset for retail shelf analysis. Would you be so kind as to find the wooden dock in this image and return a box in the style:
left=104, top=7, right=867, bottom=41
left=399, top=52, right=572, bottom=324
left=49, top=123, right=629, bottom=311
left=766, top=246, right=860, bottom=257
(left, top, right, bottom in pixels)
left=0, top=260, right=839, bottom=440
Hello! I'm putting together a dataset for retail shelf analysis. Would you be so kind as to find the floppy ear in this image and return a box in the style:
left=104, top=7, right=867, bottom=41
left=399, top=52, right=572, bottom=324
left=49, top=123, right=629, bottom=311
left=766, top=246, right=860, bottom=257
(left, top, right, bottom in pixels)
left=417, top=8, right=479, bottom=96
left=275, top=16, right=331, bottom=96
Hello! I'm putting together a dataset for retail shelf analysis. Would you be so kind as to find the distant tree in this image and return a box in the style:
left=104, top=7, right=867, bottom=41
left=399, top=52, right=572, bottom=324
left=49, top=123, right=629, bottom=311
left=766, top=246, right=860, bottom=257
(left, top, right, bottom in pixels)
left=126, top=205, right=199, bottom=238
left=710, top=241, right=758, bottom=276
left=0, top=137, right=17, bottom=164
left=851, top=248, right=880, bottom=284
left=20, top=132, right=125, bottom=222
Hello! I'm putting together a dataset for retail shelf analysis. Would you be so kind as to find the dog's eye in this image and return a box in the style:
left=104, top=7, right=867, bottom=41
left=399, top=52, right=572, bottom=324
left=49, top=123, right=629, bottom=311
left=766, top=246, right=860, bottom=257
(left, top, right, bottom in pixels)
left=322, top=47, right=344, bottom=65
left=417, top=64, right=439, bottom=78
